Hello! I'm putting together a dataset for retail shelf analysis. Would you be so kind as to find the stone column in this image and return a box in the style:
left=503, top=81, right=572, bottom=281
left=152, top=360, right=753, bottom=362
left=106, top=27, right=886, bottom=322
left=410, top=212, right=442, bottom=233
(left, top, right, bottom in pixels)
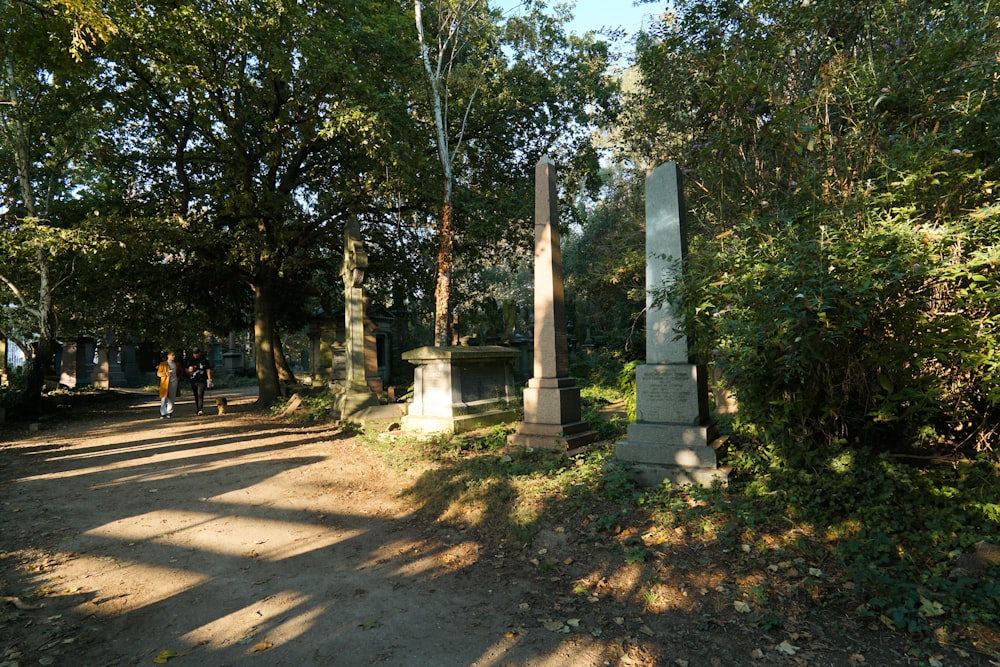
left=616, top=162, right=727, bottom=486
left=338, top=218, right=380, bottom=417
left=508, top=156, right=597, bottom=451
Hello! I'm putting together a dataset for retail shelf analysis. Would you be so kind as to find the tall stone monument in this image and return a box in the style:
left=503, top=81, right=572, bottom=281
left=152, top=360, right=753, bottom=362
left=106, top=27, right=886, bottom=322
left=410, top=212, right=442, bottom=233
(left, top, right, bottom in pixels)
left=508, top=156, right=597, bottom=452
left=616, top=162, right=727, bottom=486
left=338, top=218, right=380, bottom=417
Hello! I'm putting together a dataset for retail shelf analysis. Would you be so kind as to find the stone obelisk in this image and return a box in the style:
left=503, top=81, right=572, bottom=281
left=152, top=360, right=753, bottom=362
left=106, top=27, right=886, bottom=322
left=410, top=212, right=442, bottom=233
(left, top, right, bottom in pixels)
left=339, top=218, right=380, bottom=417
left=508, top=156, right=597, bottom=451
left=615, top=162, right=727, bottom=486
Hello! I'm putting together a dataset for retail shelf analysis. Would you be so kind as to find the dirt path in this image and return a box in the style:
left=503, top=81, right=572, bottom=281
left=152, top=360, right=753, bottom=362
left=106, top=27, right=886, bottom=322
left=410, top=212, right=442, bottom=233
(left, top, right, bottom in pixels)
left=1, top=391, right=612, bottom=666
left=1, top=391, right=991, bottom=667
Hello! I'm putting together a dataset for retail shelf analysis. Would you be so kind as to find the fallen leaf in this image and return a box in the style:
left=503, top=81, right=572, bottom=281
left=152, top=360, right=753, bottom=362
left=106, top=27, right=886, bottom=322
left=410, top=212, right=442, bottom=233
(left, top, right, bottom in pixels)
left=777, top=640, right=799, bottom=655
left=251, top=641, right=273, bottom=653
left=808, top=567, right=823, bottom=577
left=359, top=620, right=381, bottom=630
left=919, top=596, right=945, bottom=618
left=543, top=620, right=565, bottom=632
left=928, top=657, right=943, bottom=667
left=566, top=618, right=581, bottom=628
left=750, top=648, right=765, bottom=659
left=734, top=600, right=751, bottom=613
left=152, top=649, right=179, bottom=664
left=674, top=660, right=689, bottom=667
left=639, top=625, right=655, bottom=636
left=847, top=654, right=865, bottom=666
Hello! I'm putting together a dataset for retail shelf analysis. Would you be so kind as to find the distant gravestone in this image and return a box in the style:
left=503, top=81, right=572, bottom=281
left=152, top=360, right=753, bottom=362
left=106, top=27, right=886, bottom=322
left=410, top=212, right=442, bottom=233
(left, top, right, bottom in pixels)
left=338, top=218, right=380, bottom=418
left=615, top=162, right=727, bottom=486
left=508, top=156, right=597, bottom=451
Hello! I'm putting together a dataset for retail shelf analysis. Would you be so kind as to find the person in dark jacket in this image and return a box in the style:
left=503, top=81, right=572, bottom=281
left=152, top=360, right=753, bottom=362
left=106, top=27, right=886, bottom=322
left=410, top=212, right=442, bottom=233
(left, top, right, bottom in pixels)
left=186, top=347, right=213, bottom=415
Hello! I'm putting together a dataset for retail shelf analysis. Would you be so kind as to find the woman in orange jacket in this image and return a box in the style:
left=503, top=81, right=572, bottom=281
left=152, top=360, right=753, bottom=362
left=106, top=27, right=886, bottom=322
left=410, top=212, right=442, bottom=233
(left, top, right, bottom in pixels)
left=156, top=351, right=183, bottom=418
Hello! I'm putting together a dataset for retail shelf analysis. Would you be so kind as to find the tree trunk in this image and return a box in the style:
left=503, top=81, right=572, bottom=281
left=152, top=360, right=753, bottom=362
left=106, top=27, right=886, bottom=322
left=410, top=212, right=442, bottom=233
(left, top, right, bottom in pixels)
left=22, top=249, right=57, bottom=415
left=253, top=282, right=280, bottom=406
left=272, top=330, right=297, bottom=392
left=433, top=198, right=454, bottom=346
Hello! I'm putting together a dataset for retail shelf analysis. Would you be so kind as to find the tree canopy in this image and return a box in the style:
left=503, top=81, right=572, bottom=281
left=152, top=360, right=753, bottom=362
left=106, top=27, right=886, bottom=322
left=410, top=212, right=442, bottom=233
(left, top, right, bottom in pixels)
left=1, top=0, right=618, bottom=407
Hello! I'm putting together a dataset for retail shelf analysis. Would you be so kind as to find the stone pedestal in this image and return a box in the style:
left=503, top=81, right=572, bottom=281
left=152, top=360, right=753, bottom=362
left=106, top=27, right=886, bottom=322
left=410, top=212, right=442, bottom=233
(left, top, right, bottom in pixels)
left=616, top=363, right=726, bottom=486
left=402, top=346, right=517, bottom=434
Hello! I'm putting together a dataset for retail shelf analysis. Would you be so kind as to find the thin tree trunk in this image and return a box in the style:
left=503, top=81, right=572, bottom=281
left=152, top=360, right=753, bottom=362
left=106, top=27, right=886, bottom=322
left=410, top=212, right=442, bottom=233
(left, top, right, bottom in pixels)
left=434, top=198, right=454, bottom=346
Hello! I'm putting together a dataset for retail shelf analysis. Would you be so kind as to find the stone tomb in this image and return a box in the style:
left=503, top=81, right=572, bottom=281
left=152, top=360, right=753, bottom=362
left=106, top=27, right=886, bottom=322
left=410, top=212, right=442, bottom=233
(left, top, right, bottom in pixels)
left=401, top=346, right=517, bottom=434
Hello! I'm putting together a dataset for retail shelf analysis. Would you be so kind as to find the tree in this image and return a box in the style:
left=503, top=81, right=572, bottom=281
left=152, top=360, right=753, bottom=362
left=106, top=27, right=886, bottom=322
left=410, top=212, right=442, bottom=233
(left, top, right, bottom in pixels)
left=412, top=0, right=619, bottom=346
left=0, top=0, right=112, bottom=411
left=104, top=0, right=415, bottom=405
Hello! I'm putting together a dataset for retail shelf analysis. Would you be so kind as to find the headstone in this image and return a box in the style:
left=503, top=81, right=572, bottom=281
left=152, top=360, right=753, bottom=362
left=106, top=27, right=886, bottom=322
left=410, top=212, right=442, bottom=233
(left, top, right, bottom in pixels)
left=507, top=157, right=597, bottom=451
left=616, top=163, right=727, bottom=486
left=91, top=341, right=110, bottom=388
left=59, top=336, right=95, bottom=388
left=338, top=218, right=380, bottom=417
left=119, top=343, right=141, bottom=386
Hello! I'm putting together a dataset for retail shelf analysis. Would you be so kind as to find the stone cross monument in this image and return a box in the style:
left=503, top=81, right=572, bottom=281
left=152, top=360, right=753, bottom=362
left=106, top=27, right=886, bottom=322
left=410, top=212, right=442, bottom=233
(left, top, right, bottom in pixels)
left=508, top=156, right=597, bottom=451
left=339, top=218, right=380, bottom=417
left=615, top=162, right=727, bottom=486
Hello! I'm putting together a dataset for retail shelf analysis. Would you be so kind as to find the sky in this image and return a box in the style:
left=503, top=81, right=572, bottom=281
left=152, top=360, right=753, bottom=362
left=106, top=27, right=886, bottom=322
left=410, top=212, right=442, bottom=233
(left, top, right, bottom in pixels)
left=497, top=0, right=666, bottom=40
left=563, top=0, right=663, bottom=37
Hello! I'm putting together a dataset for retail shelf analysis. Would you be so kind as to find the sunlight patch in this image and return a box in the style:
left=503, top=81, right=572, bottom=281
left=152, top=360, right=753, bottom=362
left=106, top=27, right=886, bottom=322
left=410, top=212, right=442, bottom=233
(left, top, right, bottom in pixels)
left=86, top=510, right=362, bottom=561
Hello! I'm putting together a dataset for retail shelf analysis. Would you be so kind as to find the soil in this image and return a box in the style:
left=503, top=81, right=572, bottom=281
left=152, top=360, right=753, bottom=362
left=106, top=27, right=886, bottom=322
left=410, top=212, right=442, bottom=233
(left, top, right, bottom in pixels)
left=0, top=389, right=995, bottom=667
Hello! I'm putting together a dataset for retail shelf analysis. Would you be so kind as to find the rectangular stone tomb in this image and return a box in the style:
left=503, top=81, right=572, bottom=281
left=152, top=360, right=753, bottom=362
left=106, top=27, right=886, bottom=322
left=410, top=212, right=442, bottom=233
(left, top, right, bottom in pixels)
left=401, top=346, right=518, bottom=433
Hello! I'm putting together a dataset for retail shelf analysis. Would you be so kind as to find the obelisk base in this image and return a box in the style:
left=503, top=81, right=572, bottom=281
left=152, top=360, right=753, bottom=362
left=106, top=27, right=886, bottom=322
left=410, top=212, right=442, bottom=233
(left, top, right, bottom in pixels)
left=616, top=363, right=728, bottom=487
left=508, top=377, right=598, bottom=451
left=338, top=380, right=381, bottom=419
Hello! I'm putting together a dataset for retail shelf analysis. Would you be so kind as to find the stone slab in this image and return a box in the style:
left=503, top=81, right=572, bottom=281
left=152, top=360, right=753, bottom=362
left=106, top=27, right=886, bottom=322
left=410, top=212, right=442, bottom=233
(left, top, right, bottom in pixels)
left=622, top=422, right=719, bottom=450
left=616, top=440, right=718, bottom=468
left=508, top=419, right=597, bottom=451
left=629, top=463, right=730, bottom=488
left=634, top=363, right=708, bottom=425
left=402, top=408, right=517, bottom=435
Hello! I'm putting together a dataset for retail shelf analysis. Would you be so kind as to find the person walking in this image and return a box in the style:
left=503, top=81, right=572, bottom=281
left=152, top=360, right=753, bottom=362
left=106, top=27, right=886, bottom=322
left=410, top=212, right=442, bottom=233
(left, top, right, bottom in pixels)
left=156, top=351, right=181, bottom=418
left=186, top=347, right=213, bottom=415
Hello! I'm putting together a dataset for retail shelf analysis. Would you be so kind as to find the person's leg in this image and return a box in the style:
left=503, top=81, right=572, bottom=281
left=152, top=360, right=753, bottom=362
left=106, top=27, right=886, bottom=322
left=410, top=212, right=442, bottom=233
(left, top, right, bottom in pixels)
left=194, top=382, right=205, bottom=413
left=160, top=397, right=168, bottom=417
left=166, top=383, right=176, bottom=416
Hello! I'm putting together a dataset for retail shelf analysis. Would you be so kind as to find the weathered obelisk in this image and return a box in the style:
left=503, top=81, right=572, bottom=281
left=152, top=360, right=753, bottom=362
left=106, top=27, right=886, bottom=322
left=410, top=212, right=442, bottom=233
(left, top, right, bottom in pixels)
left=508, top=156, right=597, bottom=451
left=339, top=218, right=380, bottom=417
left=615, top=163, right=727, bottom=486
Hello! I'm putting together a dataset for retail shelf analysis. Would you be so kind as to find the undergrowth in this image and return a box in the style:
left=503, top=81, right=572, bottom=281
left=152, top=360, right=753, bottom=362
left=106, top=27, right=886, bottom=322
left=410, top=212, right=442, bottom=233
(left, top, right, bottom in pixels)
left=352, top=415, right=1000, bottom=658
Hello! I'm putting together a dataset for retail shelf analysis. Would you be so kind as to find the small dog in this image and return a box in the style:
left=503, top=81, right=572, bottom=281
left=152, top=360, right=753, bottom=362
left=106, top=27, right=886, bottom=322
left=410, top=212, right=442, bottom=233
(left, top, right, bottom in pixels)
left=215, top=397, right=229, bottom=415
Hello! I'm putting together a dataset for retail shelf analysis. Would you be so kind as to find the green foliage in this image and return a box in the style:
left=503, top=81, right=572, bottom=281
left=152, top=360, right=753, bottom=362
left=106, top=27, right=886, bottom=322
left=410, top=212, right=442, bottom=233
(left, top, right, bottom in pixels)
left=564, top=165, right=646, bottom=358
left=628, top=0, right=1000, bottom=465
left=715, top=445, right=1000, bottom=636
left=0, top=369, right=28, bottom=411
